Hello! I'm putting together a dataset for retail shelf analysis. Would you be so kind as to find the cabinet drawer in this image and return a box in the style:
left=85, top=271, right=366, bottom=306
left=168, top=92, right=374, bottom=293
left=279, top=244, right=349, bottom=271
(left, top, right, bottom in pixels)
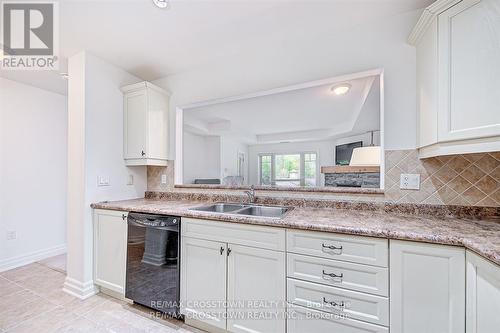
left=182, top=217, right=285, bottom=251
left=287, top=253, right=388, bottom=296
left=287, top=304, right=388, bottom=333
left=287, top=278, right=389, bottom=326
left=287, top=229, right=388, bottom=267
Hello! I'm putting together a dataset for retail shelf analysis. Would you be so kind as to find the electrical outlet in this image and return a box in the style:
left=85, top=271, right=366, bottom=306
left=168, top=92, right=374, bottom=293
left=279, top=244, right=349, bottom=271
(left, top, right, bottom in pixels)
left=6, top=231, right=17, bottom=240
left=97, top=175, right=110, bottom=186
left=127, top=174, right=134, bottom=185
left=400, top=173, right=420, bottom=190
left=161, top=174, right=167, bottom=184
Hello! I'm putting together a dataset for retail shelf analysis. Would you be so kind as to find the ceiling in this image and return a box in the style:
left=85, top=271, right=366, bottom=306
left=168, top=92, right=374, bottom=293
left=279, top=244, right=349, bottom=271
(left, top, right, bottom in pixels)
left=0, top=0, right=433, bottom=95
left=184, top=75, right=380, bottom=144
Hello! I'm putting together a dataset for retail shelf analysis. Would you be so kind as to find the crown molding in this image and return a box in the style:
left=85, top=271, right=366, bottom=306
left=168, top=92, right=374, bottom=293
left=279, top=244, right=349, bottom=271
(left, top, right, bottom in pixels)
left=408, top=0, right=463, bottom=46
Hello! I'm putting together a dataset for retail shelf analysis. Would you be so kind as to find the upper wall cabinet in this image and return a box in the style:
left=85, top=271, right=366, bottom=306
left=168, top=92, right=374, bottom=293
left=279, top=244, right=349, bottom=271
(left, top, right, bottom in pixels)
left=121, top=82, right=170, bottom=166
left=410, top=0, right=500, bottom=158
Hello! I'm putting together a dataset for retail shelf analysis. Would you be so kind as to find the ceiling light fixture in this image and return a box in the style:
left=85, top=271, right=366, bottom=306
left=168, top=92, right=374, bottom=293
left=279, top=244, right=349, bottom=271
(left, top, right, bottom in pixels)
left=331, top=83, right=351, bottom=95
left=152, top=0, right=169, bottom=9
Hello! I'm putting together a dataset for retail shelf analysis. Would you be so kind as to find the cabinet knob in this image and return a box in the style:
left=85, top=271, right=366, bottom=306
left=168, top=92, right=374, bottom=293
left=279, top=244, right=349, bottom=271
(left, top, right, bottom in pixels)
left=227, top=248, right=232, bottom=256
left=220, top=246, right=224, bottom=255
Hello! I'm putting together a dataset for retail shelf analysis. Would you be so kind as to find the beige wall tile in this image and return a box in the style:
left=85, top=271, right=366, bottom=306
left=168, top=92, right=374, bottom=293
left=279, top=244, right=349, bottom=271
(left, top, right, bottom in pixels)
left=385, top=150, right=500, bottom=207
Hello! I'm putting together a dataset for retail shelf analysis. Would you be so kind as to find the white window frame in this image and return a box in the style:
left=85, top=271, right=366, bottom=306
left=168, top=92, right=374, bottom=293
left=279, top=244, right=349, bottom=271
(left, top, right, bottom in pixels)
left=258, top=151, right=318, bottom=187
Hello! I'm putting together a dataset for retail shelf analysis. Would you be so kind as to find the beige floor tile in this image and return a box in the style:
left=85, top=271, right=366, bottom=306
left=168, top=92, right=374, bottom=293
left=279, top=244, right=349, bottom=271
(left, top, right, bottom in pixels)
left=17, top=275, right=65, bottom=295
left=54, top=317, right=108, bottom=333
left=83, top=301, right=174, bottom=333
left=0, top=263, right=49, bottom=282
left=0, top=256, right=202, bottom=333
left=0, top=290, right=40, bottom=313
left=0, top=276, right=25, bottom=297
left=121, top=303, right=187, bottom=331
left=7, top=306, right=78, bottom=333
left=0, top=293, right=57, bottom=330
left=62, top=293, right=111, bottom=316
left=41, top=287, right=80, bottom=306
left=37, top=254, right=67, bottom=274
left=0, top=263, right=57, bottom=282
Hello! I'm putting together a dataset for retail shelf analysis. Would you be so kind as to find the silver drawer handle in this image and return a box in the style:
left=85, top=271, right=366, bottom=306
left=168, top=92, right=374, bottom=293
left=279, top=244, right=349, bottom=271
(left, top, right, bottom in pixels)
left=322, top=243, right=343, bottom=251
left=322, top=270, right=343, bottom=280
left=322, top=297, right=345, bottom=308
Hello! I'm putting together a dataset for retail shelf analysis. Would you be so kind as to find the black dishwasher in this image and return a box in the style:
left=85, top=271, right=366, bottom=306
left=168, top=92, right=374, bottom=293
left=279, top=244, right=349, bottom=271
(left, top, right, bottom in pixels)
left=125, top=212, right=180, bottom=316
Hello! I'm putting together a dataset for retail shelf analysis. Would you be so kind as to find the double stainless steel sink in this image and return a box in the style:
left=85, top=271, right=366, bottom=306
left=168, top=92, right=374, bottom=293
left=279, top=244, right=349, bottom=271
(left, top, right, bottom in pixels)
left=189, top=203, right=291, bottom=218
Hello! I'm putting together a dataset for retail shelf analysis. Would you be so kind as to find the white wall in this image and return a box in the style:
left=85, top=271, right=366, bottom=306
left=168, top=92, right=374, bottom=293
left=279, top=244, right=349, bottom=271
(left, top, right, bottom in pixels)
left=0, top=78, right=67, bottom=271
left=65, top=52, right=146, bottom=298
left=335, top=132, right=381, bottom=147
left=220, top=135, right=249, bottom=183
left=154, top=9, right=419, bottom=159
left=183, top=132, right=221, bottom=184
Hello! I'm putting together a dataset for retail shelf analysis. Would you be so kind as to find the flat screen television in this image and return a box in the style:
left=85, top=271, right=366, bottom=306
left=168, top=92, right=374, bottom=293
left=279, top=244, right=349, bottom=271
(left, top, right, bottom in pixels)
left=335, top=141, right=363, bottom=165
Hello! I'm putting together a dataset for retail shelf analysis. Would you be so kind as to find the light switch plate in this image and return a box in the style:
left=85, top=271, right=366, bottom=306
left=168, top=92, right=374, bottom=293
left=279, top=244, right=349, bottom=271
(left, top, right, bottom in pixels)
left=97, top=176, right=110, bottom=186
left=400, top=173, right=420, bottom=190
left=161, top=174, right=167, bottom=184
left=127, top=174, right=134, bottom=185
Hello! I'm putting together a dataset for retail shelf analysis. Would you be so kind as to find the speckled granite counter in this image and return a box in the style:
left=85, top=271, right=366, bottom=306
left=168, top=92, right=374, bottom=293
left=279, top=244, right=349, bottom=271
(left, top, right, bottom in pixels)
left=91, top=198, right=500, bottom=266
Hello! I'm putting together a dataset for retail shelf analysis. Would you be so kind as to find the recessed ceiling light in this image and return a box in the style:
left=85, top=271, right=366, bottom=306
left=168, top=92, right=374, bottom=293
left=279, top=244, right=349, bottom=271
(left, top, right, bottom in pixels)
left=331, top=83, right=351, bottom=95
left=152, top=0, right=169, bottom=9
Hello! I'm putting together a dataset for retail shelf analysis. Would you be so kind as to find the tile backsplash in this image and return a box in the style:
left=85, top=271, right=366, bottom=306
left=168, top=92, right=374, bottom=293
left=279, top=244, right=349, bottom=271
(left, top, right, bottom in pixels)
left=147, top=164, right=174, bottom=192
left=147, top=151, right=500, bottom=207
left=385, top=150, right=499, bottom=206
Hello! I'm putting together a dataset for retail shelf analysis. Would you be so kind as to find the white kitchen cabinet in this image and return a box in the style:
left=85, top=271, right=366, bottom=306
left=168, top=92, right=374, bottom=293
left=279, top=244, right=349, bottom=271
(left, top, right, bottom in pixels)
left=287, top=278, right=389, bottom=326
left=180, top=218, right=286, bottom=333
left=227, top=244, right=285, bottom=333
left=121, top=81, right=170, bottom=166
left=466, top=251, right=500, bottom=333
left=180, top=237, right=228, bottom=330
left=287, top=253, right=389, bottom=296
left=287, top=304, right=389, bottom=333
left=390, top=240, right=465, bottom=333
left=410, top=0, right=500, bottom=158
left=93, top=209, right=128, bottom=295
left=287, top=229, right=388, bottom=267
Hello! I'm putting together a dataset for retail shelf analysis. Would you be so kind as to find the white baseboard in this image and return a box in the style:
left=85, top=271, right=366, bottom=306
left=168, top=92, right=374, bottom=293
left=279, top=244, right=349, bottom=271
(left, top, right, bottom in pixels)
left=0, top=243, right=67, bottom=272
left=63, top=276, right=98, bottom=300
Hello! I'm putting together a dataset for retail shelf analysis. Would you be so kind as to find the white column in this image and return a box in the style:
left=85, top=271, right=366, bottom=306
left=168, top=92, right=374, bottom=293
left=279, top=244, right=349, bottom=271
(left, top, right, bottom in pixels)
left=63, top=52, right=97, bottom=299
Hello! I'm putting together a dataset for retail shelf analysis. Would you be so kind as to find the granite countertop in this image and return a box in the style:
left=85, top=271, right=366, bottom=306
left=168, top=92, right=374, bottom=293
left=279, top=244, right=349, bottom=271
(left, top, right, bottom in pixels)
left=91, top=198, right=500, bottom=266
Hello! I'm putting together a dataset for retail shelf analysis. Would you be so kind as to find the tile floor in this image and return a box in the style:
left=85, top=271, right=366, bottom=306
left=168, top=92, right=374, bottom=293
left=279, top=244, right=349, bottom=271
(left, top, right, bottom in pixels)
left=0, top=259, right=203, bottom=333
left=37, top=254, right=67, bottom=274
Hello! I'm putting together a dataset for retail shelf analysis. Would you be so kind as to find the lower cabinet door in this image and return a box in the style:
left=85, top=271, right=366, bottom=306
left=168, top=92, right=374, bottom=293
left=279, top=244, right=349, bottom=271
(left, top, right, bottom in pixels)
left=287, top=304, right=388, bottom=333
left=93, top=209, right=128, bottom=294
left=390, top=240, right=465, bottom=333
left=466, top=250, right=500, bottom=333
left=180, top=237, right=227, bottom=330
left=227, top=244, right=286, bottom=333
